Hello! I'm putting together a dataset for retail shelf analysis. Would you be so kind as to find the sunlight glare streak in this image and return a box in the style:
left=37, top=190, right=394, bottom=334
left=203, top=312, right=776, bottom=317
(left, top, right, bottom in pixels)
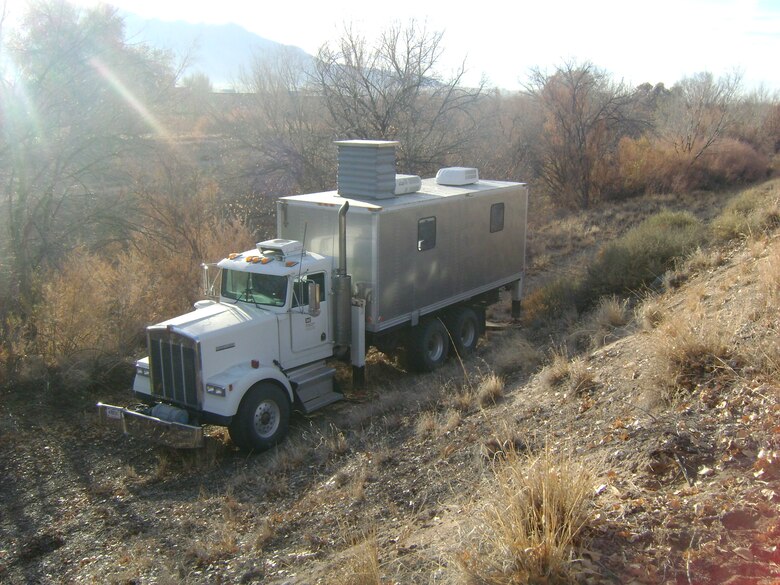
left=89, top=56, right=171, bottom=141
left=0, top=62, right=44, bottom=147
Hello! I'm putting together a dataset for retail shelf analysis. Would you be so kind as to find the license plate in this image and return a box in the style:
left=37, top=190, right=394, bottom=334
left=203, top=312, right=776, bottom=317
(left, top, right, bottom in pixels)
left=104, top=407, right=123, bottom=420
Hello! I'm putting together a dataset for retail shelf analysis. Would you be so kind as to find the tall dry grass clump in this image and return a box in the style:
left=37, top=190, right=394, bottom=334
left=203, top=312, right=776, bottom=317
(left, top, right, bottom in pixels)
left=577, top=295, right=631, bottom=348
left=328, top=532, right=381, bottom=585
left=458, top=446, right=594, bottom=584
left=477, top=372, right=505, bottom=406
left=539, top=349, right=596, bottom=397
left=652, top=316, right=738, bottom=399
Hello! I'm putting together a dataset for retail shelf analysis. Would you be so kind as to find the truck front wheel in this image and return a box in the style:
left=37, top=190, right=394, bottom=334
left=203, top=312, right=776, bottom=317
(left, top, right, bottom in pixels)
left=229, top=383, right=290, bottom=452
left=407, top=318, right=450, bottom=372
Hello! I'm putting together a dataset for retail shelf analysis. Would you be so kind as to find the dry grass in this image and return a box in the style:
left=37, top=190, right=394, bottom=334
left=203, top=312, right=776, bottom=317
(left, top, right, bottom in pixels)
left=458, top=445, right=595, bottom=584
left=686, top=246, right=725, bottom=273
left=416, top=411, right=438, bottom=437
left=539, top=350, right=596, bottom=397
left=653, top=316, right=738, bottom=398
left=328, top=531, right=381, bottom=585
left=539, top=348, right=572, bottom=390
left=754, top=240, right=780, bottom=375
left=477, top=373, right=505, bottom=406
left=252, top=517, right=277, bottom=551
left=577, top=295, right=631, bottom=349
left=636, top=298, right=667, bottom=331
left=712, top=180, right=780, bottom=242
left=451, top=387, right=477, bottom=412
left=442, top=408, right=462, bottom=433
left=490, top=332, right=544, bottom=376
left=414, top=406, right=462, bottom=437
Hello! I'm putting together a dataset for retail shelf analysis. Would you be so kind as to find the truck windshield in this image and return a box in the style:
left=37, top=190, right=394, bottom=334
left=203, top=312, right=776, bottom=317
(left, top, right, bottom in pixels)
left=221, top=270, right=288, bottom=307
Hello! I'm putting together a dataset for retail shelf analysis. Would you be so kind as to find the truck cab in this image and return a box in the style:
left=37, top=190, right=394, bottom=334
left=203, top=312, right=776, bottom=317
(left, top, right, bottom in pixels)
left=121, top=238, right=343, bottom=451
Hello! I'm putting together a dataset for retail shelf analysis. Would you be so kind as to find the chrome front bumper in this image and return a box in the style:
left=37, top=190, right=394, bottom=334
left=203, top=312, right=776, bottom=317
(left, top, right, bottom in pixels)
left=96, top=402, right=204, bottom=449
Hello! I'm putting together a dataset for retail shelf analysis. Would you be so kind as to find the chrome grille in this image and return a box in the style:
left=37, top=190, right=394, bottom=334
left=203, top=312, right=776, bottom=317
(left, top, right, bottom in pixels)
left=148, top=328, right=201, bottom=408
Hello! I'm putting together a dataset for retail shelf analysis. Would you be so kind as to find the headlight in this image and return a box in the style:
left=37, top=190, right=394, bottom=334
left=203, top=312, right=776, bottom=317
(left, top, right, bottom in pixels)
left=135, top=364, right=150, bottom=377
left=206, top=383, right=226, bottom=397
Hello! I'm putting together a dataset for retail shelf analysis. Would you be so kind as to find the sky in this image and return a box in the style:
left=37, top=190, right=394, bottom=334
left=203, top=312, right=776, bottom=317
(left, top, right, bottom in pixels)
left=4, top=0, right=780, bottom=92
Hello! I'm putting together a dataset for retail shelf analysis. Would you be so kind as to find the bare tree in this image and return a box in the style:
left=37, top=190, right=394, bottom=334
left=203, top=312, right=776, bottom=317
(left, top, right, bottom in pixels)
left=314, top=21, right=484, bottom=175
left=657, top=71, right=742, bottom=163
left=526, top=61, right=646, bottom=208
left=468, top=89, right=541, bottom=182
left=0, top=0, right=175, bottom=321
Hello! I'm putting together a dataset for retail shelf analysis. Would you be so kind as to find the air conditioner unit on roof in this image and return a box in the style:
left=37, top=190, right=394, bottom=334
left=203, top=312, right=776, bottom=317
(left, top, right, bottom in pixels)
left=435, top=167, right=479, bottom=186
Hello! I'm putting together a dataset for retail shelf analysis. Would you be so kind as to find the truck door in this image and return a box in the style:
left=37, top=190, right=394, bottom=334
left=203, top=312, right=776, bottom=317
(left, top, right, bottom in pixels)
left=290, top=272, right=328, bottom=352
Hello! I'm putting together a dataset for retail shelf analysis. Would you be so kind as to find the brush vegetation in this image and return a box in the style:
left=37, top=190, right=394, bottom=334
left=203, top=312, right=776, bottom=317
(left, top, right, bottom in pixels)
left=458, top=446, right=595, bottom=584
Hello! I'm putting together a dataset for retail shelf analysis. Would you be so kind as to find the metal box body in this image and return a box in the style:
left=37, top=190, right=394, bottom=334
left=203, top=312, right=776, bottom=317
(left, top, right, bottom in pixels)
left=278, top=178, right=528, bottom=333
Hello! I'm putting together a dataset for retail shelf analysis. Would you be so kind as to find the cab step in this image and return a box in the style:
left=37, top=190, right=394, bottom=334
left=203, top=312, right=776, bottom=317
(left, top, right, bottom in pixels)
left=288, top=362, right=341, bottom=413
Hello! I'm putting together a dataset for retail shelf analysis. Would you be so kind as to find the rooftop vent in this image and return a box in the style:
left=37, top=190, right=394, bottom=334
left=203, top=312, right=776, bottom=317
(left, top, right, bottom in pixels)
left=394, top=174, right=422, bottom=195
left=336, top=140, right=398, bottom=200
left=435, top=167, right=479, bottom=186
left=257, top=239, right=303, bottom=259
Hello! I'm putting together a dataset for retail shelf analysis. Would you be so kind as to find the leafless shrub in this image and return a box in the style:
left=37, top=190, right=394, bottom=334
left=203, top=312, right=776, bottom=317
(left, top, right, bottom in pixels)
left=28, top=180, right=254, bottom=381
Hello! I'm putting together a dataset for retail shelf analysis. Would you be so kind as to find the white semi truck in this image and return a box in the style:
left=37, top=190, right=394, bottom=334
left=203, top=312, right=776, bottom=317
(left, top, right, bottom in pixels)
left=98, top=140, right=528, bottom=451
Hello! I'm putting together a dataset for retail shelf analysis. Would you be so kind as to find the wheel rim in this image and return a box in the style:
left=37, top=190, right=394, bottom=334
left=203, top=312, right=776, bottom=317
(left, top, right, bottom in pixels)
left=253, top=400, right=280, bottom=438
left=460, top=319, right=476, bottom=348
left=426, top=331, right=445, bottom=362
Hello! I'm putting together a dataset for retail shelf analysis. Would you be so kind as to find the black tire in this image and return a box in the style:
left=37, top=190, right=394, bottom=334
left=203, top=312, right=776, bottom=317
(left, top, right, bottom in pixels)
left=446, top=307, right=481, bottom=357
left=407, top=318, right=450, bottom=372
left=228, top=383, right=290, bottom=451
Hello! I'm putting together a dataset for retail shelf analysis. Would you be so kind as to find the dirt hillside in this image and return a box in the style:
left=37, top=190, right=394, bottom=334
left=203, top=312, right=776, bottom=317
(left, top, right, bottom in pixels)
left=1, top=183, right=778, bottom=584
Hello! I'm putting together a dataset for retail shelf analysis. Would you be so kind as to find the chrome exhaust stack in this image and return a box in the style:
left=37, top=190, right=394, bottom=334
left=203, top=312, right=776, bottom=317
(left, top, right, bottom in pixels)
left=333, top=201, right=352, bottom=353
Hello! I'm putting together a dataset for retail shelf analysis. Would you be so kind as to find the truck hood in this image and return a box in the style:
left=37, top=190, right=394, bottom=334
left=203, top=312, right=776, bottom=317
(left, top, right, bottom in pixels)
left=153, top=301, right=270, bottom=342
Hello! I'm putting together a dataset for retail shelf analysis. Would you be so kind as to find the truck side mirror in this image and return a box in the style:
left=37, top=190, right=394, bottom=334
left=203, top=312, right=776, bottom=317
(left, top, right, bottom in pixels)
left=308, top=280, right=320, bottom=316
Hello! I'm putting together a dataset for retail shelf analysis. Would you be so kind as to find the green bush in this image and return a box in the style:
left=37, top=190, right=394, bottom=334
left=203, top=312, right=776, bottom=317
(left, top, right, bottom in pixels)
left=712, top=181, right=780, bottom=241
left=583, top=211, right=707, bottom=304
left=523, top=211, right=706, bottom=322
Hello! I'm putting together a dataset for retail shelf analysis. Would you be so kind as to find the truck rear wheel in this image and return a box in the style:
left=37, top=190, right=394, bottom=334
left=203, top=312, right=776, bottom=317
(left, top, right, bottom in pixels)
left=407, top=318, right=449, bottom=372
left=229, top=382, right=290, bottom=452
left=447, top=307, right=481, bottom=356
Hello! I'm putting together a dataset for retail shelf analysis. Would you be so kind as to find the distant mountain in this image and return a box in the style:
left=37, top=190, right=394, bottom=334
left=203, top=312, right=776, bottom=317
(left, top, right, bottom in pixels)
left=121, top=13, right=314, bottom=90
